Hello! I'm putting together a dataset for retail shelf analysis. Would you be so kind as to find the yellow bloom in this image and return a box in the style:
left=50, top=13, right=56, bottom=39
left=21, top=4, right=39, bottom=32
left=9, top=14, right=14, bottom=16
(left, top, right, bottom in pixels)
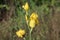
left=29, top=12, right=39, bottom=28
left=30, top=12, right=38, bottom=20
left=16, top=29, right=25, bottom=38
left=29, top=19, right=36, bottom=28
left=22, top=2, right=29, bottom=11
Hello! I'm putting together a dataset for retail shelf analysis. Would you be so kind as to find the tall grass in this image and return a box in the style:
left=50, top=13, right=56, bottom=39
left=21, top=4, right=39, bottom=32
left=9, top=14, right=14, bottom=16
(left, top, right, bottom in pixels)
left=0, top=0, right=60, bottom=40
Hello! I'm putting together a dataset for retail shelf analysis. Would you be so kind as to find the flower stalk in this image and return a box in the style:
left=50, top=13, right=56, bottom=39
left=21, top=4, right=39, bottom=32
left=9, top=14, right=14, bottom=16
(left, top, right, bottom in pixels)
left=29, top=28, right=33, bottom=40
left=22, top=2, right=39, bottom=40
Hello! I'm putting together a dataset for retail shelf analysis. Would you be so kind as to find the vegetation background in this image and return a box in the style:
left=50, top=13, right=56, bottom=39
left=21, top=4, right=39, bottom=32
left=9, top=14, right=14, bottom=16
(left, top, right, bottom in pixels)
left=0, top=0, right=60, bottom=40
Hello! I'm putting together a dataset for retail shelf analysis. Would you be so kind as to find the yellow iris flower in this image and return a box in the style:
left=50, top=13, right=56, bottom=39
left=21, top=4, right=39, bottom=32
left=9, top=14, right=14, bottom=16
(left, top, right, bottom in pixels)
left=29, top=12, right=39, bottom=29
left=16, top=29, right=25, bottom=38
left=22, top=2, right=29, bottom=12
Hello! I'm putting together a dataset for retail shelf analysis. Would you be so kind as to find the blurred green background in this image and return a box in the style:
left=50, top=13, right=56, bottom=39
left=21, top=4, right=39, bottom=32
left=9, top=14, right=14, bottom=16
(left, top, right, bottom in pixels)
left=0, top=0, right=60, bottom=40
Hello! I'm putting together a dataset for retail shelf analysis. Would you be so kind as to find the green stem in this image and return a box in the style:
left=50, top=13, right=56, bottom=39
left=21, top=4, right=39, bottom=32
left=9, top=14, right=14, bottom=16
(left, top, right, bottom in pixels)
left=26, top=11, right=28, bottom=25
left=26, top=11, right=28, bottom=15
left=26, top=11, right=32, bottom=40
left=29, top=28, right=33, bottom=40
left=26, top=12, right=30, bottom=30
left=25, top=11, right=33, bottom=40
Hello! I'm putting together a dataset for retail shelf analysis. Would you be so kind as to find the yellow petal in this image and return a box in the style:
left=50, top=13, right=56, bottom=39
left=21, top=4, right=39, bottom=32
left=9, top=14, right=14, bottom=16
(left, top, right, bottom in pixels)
left=22, top=2, right=29, bottom=11
left=29, top=19, right=35, bottom=28
left=16, top=31, right=23, bottom=37
left=30, top=12, right=38, bottom=20
left=19, top=29, right=25, bottom=35
left=16, top=29, right=25, bottom=38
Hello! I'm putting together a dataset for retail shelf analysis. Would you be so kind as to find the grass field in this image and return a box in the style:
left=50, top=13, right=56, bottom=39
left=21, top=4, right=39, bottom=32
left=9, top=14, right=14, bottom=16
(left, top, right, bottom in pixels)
left=0, top=0, right=60, bottom=40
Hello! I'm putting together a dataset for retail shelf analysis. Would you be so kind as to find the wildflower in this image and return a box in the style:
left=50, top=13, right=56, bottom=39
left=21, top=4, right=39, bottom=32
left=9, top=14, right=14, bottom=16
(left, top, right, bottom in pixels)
left=29, top=19, right=35, bottom=29
left=30, top=12, right=38, bottom=20
left=22, top=2, right=29, bottom=12
left=16, top=29, right=25, bottom=38
left=29, top=12, right=39, bottom=29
